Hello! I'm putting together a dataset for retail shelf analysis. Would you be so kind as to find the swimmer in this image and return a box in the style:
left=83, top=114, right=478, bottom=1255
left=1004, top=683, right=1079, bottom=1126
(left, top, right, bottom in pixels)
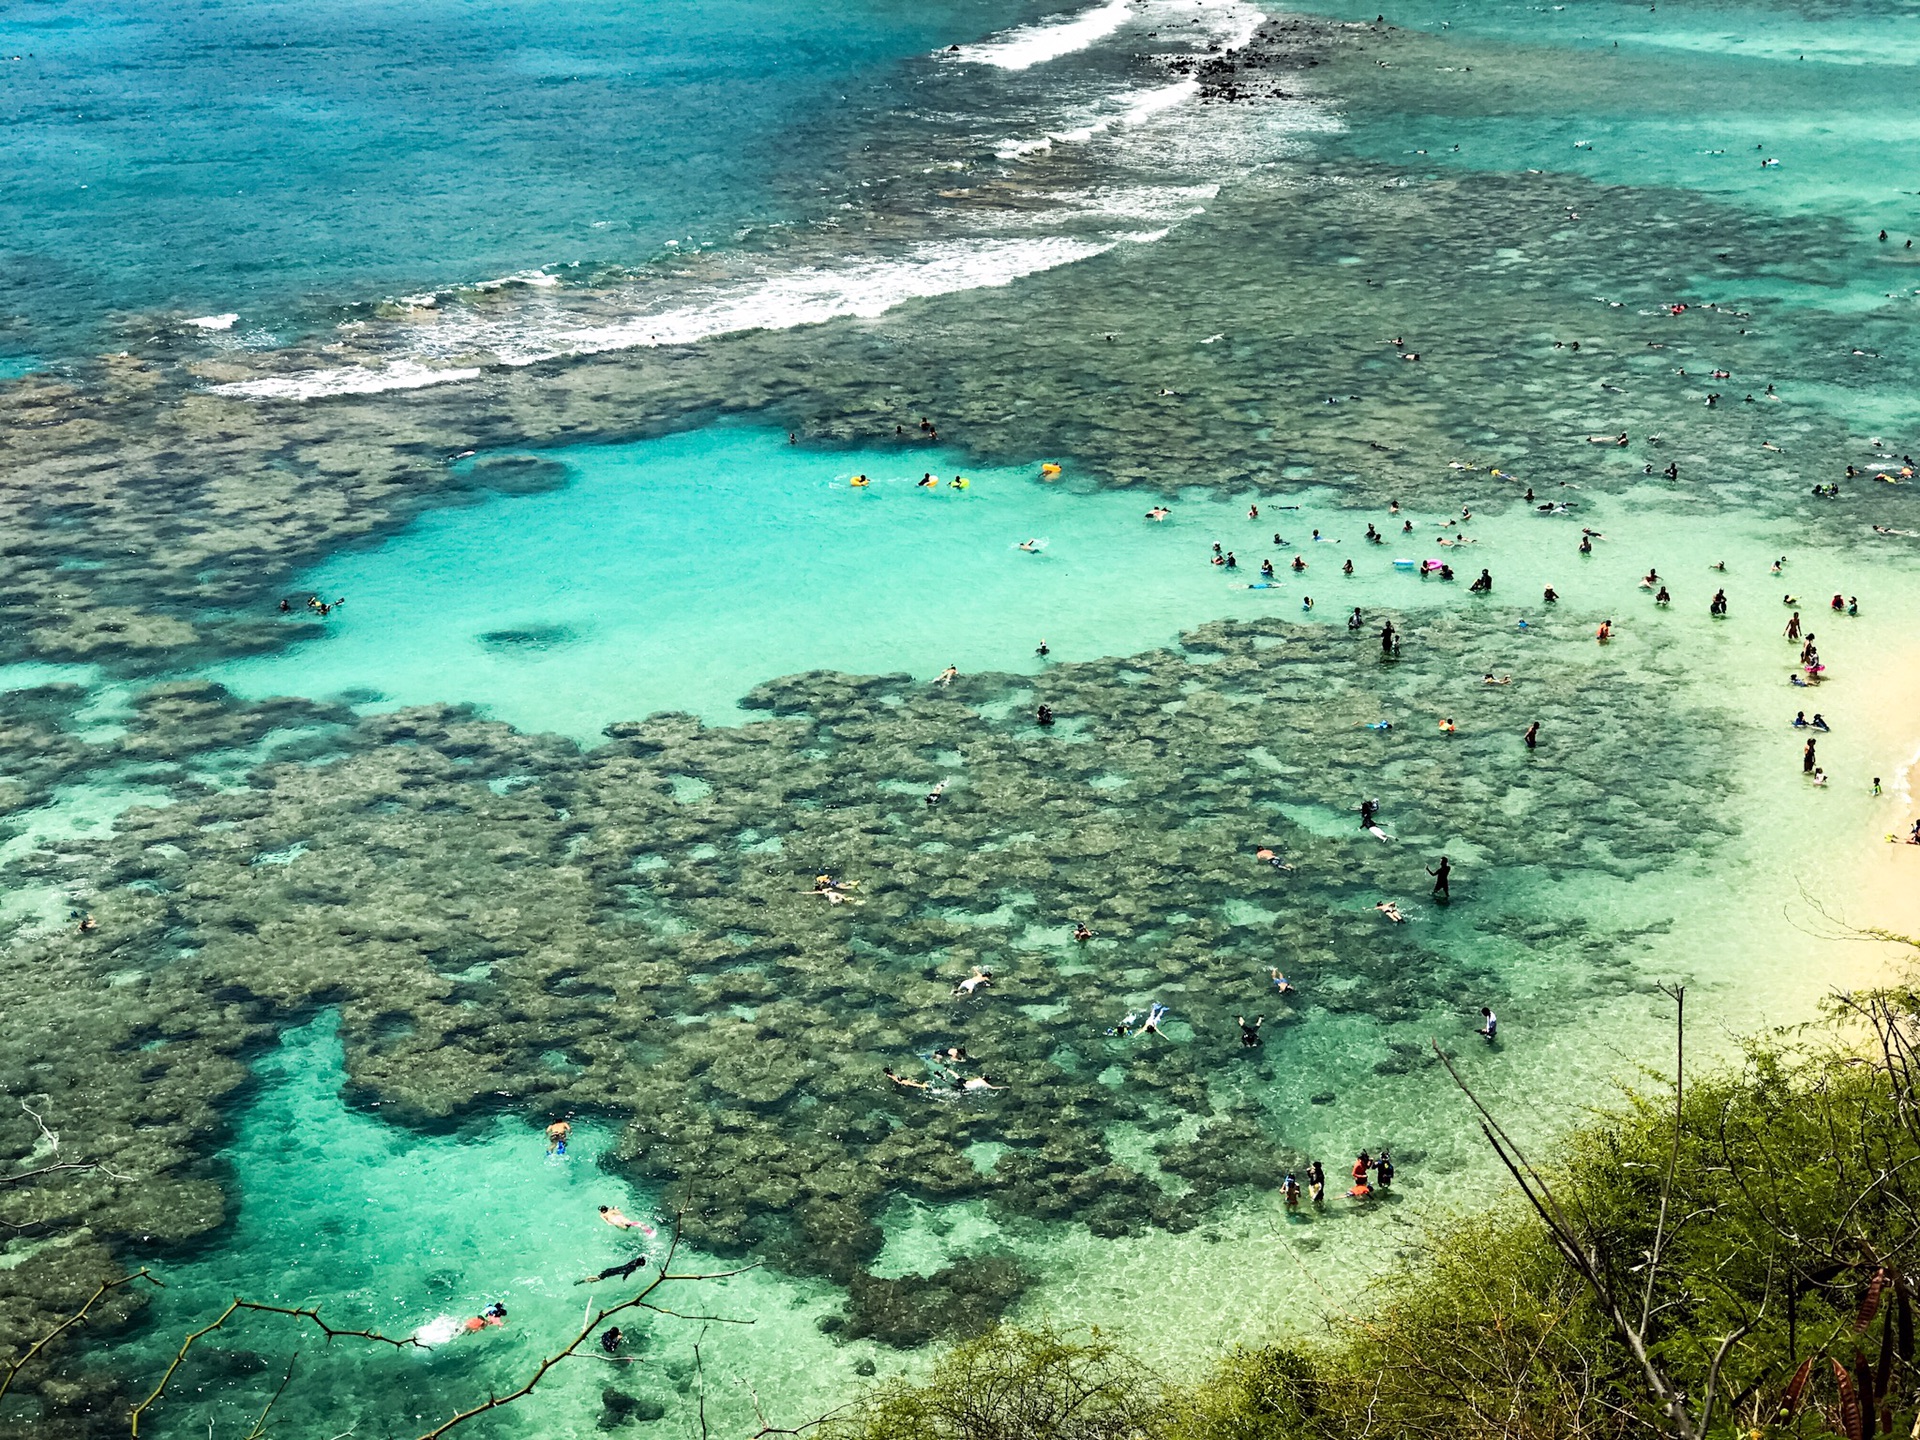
left=1439, top=716, right=1456, bottom=735
left=600, top=1326, right=626, bottom=1354
left=933, top=1045, right=970, bottom=1064
left=1291, top=555, right=1306, bottom=572
left=1036, top=704, right=1054, bottom=727
left=1348, top=1179, right=1373, bottom=1202
left=77, top=913, right=98, bottom=933
left=1482, top=673, right=1512, bottom=685
left=1270, top=969, right=1296, bottom=994
left=1812, top=713, right=1830, bottom=731
left=1036, top=640, right=1050, bottom=657
left=1073, top=922, right=1092, bottom=942
left=885, top=1068, right=933, bottom=1090
left=1655, top=586, right=1670, bottom=605
left=1248, top=504, right=1259, bottom=520
left=1710, top=589, right=1728, bottom=617
left=1261, top=559, right=1275, bottom=580
left=953, top=966, right=995, bottom=998
left=1017, top=539, right=1043, bottom=553
left=546, top=1119, right=571, bottom=1155
left=850, top=474, right=870, bottom=487
left=1342, top=559, right=1353, bottom=576
left=955, top=1075, right=1006, bottom=1092
left=1523, top=721, right=1540, bottom=750
left=1237, top=1015, right=1264, bottom=1048
left=1375, top=901, right=1406, bottom=923
left=950, top=475, right=969, bottom=489
left=1791, top=711, right=1808, bottom=728
left=1365, top=720, right=1394, bottom=732
left=1301, top=595, right=1313, bottom=611
left=1595, top=619, right=1612, bottom=642
left=1782, top=594, right=1799, bottom=607
left=935, top=665, right=959, bottom=687
left=918, top=473, right=938, bottom=488
left=1811, top=767, right=1828, bottom=786
left=1579, top=534, right=1592, bottom=555
left=1254, top=848, right=1294, bottom=871
left=925, top=780, right=948, bottom=807
left=1468, top=568, right=1493, bottom=594
left=462, top=1302, right=507, bottom=1334
left=1136, top=1002, right=1170, bottom=1037
left=577, top=1254, right=650, bottom=1286
left=1273, top=533, right=1290, bottom=547
left=1359, top=798, right=1379, bottom=829
left=1640, top=569, right=1659, bottom=588
left=1041, top=463, right=1062, bottom=477
left=1348, top=606, right=1363, bottom=630
left=599, top=1206, right=654, bottom=1233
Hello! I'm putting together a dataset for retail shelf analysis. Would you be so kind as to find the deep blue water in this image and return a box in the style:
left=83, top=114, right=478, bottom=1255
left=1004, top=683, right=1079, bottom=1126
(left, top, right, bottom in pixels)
left=0, top=0, right=1043, bottom=354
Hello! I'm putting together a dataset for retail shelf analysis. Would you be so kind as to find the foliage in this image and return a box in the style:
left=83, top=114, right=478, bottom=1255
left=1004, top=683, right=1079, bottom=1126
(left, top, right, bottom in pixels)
left=832, top=979, right=1920, bottom=1440
left=822, top=1324, right=1163, bottom=1440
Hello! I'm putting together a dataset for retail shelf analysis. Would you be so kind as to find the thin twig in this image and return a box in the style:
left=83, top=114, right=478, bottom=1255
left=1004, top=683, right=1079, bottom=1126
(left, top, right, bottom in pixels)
left=0, top=1269, right=158, bottom=1404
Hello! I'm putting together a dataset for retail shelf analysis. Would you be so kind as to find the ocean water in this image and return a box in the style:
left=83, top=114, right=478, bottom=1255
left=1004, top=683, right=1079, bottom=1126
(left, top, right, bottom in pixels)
left=6, top=0, right=1920, bottom=1434
left=0, top=0, right=1044, bottom=352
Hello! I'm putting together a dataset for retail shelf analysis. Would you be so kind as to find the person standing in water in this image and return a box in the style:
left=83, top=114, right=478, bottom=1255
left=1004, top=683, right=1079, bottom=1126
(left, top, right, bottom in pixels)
left=1281, top=1173, right=1301, bottom=1212
left=1803, top=737, right=1817, bottom=774
left=1428, top=855, right=1451, bottom=901
left=1479, top=1007, right=1498, bottom=1044
left=1307, top=1160, right=1326, bottom=1206
left=1523, top=721, right=1540, bottom=751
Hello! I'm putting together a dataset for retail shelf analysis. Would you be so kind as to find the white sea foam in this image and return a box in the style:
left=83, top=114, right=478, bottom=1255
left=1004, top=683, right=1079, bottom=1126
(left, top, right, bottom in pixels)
left=210, top=237, right=1116, bottom=401
left=187, top=313, right=239, bottom=331
left=446, top=235, right=1119, bottom=366
left=211, top=359, right=483, bottom=402
left=947, top=0, right=1135, bottom=70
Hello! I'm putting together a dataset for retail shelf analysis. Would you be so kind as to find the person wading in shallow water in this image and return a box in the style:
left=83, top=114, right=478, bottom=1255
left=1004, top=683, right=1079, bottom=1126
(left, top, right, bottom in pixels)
left=1427, top=855, right=1451, bottom=901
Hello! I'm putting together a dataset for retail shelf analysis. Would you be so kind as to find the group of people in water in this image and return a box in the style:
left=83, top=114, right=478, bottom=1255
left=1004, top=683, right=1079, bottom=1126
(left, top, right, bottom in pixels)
left=1281, top=1149, right=1399, bottom=1210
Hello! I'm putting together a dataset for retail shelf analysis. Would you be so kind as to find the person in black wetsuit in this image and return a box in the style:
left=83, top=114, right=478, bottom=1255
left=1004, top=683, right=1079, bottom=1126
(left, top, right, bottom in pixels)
left=577, top=1254, right=649, bottom=1287
left=1428, top=855, right=1451, bottom=901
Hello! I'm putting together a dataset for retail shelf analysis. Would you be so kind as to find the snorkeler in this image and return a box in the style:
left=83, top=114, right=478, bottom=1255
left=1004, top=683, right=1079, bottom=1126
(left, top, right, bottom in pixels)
left=1270, top=968, right=1296, bottom=994
left=953, top=966, right=995, bottom=998
left=885, top=1068, right=933, bottom=1090
left=1482, top=673, right=1511, bottom=685
left=600, top=1326, right=625, bottom=1354
left=935, top=665, right=958, bottom=687
left=1375, top=901, right=1406, bottom=923
left=1146, top=505, right=1169, bottom=520
left=1237, top=1015, right=1264, bottom=1048
left=1036, top=704, right=1054, bottom=727
left=599, top=1206, right=654, bottom=1233
left=926, top=779, right=949, bottom=808
left=461, top=1302, right=507, bottom=1333
left=545, top=1119, right=571, bottom=1155
left=577, top=1254, right=650, bottom=1286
